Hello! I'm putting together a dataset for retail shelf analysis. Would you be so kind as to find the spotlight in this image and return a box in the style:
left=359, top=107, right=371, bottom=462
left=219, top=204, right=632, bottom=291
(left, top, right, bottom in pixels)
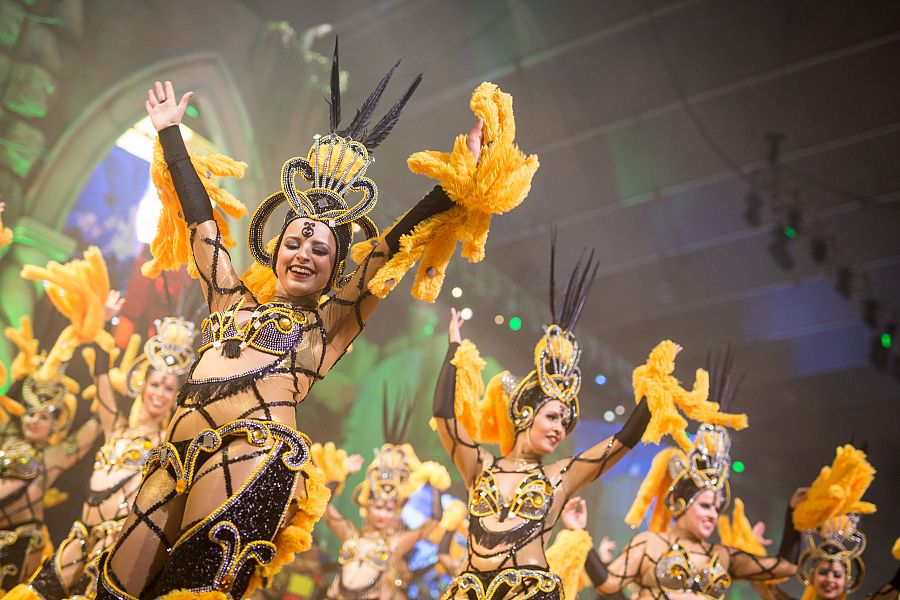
left=603, top=410, right=614, bottom=422
left=810, top=234, right=828, bottom=264
left=733, top=460, right=745, bottom=473
left=880, top=321, right=895, bottom=349
left=594, top=374, right=607, bottom=386
left=451, top=287, right=462, bottom=298
left=494, top=315, right=505, bottom=325
left=870, top=335, right=890, bottom=370
left=614, top=405, right=625, bottom=416
left=460, top=307, right=473, bottom=320
left=835, top=266, right=854, bottom=298
left=863, top=299, right=880, bottom=328
left=508, top=317, right=522, bottom=331
left=768, top=230, right=794, bottom=270
left=744, top=191, right=762, bottom=227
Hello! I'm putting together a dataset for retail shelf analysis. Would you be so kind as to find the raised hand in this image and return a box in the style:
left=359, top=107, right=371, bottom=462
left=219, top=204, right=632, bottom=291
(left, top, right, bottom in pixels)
left=752, top=521, right=773, bottom=546
left=561, top=496, right=588, bottom=531
left=145, top=80, right=194, bottom=132
left=346, top=453, right=364, bottom=474
left=789, top=487, right=808, bottom=508
left=598, top=536, right=617, bottom=563
left=448, top=307, right=464, bottom=344
left=104, top=290, right=125, bottom=322
left=466, top=117, right=484, bottom=164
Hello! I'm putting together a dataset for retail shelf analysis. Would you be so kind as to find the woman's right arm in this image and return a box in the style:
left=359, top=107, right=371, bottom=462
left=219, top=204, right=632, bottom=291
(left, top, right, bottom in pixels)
left=434, top=308, right=486, bottom=487
left=147, top=81, right=246, bottom=312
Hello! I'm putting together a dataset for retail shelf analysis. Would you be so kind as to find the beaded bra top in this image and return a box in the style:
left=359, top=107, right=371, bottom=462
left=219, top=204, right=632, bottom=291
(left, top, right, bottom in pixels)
left=199, top=298, right=309, bottom=356
left=0, top=443, right=41, bottom=480
left=655, top=544, right=731, bottom=599
left=93, top=434, right=155, bottom=472
left=338, top=535, right=390, bottom=571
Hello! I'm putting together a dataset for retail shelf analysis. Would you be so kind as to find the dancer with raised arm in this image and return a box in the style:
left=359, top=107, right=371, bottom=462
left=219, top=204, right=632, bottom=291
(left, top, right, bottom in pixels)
left=432, top=239, right=652, bottom=599
left=94, top=41, right=538, bottom=599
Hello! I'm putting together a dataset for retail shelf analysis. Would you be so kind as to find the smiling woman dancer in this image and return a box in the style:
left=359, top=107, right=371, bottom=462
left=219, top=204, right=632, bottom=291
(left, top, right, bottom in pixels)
left=93, top=44, right=537, bottom=599
left=432, top=242, right=653, bottom=600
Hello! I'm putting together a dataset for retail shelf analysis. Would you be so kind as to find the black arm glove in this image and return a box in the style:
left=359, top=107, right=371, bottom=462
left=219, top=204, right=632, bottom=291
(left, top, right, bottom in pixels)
left=158, top=125, right=214, bottom=225
left=384, top=186, right=454, bottom=254
left=431, top=486, right=443, bottom=522
left=438, top=530, right=454, bottom=555
left=325, top=481, right=340, bottom=496
left=776, top=504, right=801, bottom=564
left=433, top=342, right=460, bottom=419
left=93, top=343, right=110, bottom=376
left=586, top=547, right=609, bottom=587
left=613, top=398, right=650, bottom=449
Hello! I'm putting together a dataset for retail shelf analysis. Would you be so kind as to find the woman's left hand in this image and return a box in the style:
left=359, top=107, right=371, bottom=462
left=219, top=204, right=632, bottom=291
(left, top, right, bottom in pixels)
left=104, top=290, right=125, bottom=322
left=561, top=496, right=588, bottom=531
left=752, top=521, right=773, bottom=546
left=146, top=80, right=194, bottom=132
left=466, top=118, right=484, bottom=164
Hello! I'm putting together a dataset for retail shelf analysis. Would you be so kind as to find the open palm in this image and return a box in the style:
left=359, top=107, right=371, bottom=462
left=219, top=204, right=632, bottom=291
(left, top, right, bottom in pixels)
left=145, top=80, right=193, bottom=132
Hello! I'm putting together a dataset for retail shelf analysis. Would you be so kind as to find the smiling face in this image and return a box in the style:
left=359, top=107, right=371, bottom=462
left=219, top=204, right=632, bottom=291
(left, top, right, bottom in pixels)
left=522, top=399, right=569, bottom=456
left=22, top=408, right=52, bottom=445
left=141, top=369, right=178, bottom=423
left=274, top=218, right=336, bottom=302
left=366, top=497, right=399, bottom=531
left=677, top=489, right=722, bottom=540
left=813, top=559, right=847, bottom=600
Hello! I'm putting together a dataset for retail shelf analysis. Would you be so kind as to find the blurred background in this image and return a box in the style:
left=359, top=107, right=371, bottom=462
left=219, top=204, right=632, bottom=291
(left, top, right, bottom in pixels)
left=0, top=1, right=897, bottom=598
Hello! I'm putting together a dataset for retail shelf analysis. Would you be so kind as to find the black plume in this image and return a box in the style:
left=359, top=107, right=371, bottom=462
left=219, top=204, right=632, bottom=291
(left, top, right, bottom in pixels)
left=361, top=73, right=423, bottom=149
left=328, top=38, right=341, bottom=133
left=704, top=343, right=745, bottom=410
left=382, top=383, right=413, bottom=445
left=550, top=233, right=598, bottom=331
left=341, top=60, right=400, bottom=140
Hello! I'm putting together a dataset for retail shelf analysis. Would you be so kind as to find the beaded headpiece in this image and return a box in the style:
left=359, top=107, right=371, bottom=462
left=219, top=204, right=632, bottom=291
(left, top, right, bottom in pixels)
left=353, top=389, right=418, bottom=506
left=247, top=39, right=422, bottom=293
left=508, top=233, right=597, bottom=435
left=798, top=514, right=867, bottom=593
left=665, top=423, right=732, bottom=516
left=126, top=316, right=197, bottom=397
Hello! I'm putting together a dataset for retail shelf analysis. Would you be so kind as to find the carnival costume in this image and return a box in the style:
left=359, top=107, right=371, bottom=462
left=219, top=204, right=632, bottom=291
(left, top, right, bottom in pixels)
left=0, top=245, right=119, bottom=593
left=748, top=444, right=879, bottom=600
left=583, top=346, right=800, bottom=600
left=315, top=396, right=451, bottom=599
left=94, top=42, right=536, bottom=599
left=432, top=239, right=652, bottom=599
left=8, top=318, right=196, bottom=599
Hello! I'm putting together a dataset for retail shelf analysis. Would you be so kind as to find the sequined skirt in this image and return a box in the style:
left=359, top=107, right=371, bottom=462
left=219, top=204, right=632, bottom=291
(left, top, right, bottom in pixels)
left=444, top=567, right=563, bottom=600
left=0, top=522, right=49, bottom=593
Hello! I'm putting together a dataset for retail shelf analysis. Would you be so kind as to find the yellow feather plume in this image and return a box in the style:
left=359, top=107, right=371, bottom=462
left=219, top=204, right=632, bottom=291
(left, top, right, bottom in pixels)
left=43, top=486, right=69, bottom=509
left=409, top=460, right=452, bottom=493
left=5, top=315, right=41, bottom=382
left=310, top=441, right=351, bottom=495
left=242, top=236, right=279, bottom=303
left=793, top=444, right=877, bottom=531
left=633, top=340, right=748, bottom=453
left=625, top=446, right=679, bottom=532
left=451, top=340, right=516, bottom=455
left=718, top=498, right=766, bottom=556
left=546, top=529, right=594, bottom=599
left=353, top=82, right=539, bottom=302
left=892, top=536, right=899, bottom=560
left=141, top=137, right=247, bottom=280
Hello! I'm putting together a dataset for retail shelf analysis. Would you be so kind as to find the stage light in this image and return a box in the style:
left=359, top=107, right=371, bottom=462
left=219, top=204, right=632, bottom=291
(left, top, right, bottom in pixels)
left=881, top=322, right=895, bottom=349
left=863, top=299, right=880, bottom=328
left=494, top=315, right=505, bottom=325
left=768, top=231, right=794, bottom=270
left=782, top=226, right=797, bottom=240
left=603, top=410, right=614, bottom=422
left=810, top=234, right=828, bottom=264
left=508, top=317, right=522, bottom=331
left=614, top=404, right=625, bottom=415
left=744, top=191, right=762, bottom=227
left=185, top=105, right=199, bottom=118
left=460, top=307, right=473, bottom=320
left=836, top=266, right=854, bottom=298
left=594, top=374, right=607, bottom=385
left=451, top=287, right=462, bottom=298
left=110, top=316, right=120, bottom=325
left=732, top=460, right=745, bottom=473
